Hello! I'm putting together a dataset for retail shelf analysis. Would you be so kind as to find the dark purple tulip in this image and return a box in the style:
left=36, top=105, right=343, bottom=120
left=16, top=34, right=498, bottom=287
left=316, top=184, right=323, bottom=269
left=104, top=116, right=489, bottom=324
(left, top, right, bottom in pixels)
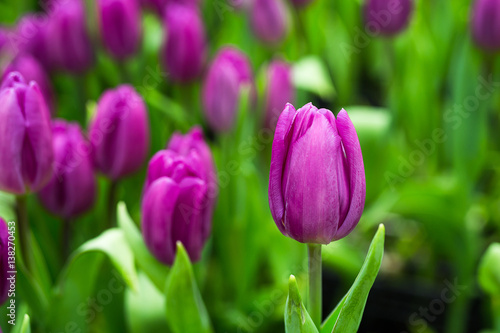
left=0, top=218, right=9, bottom=305
left=264, top=60, right=295, bottom=130
left=364, top=0, right=413, bottom=36
left=0, top=72, right=53, bottom=195
left=2, top=54, right=54, bottom=111
left=250, top=0, right=288, bottom=43
left=13, top=15, right=51, bottom=68
left=139, top=0, right=167, bottom=14
left=97, top=0, right=142, bottom=60
left=142, top=129, right=215, bottom=265
left=202, top=47, right=254, bottom=132
left=161, top=4, right=206, bottom=82
left=289, top=0, right=315, bottom=7
left=38, top=120, right=96, bottom=218
left=89, top=85, right=150, bottom=181
left=268, top=103, right=365, bottom=244
left=471, top=0, right=500, bottom=51
left=46, top=0, right=94, bottom=73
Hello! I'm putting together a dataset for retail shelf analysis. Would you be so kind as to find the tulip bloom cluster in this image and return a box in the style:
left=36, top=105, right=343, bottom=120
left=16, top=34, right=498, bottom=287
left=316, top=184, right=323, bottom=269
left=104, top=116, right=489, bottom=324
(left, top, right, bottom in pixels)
left=142, top=127, right=216, bottom=265
left=268, top=103, right=366, bottom=244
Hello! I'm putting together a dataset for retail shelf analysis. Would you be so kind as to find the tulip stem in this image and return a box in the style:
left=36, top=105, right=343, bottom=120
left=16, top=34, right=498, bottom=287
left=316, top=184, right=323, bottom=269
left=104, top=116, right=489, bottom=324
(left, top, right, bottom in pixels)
left=15, top=195, right=31, bottom=271
left=493, top=296, right=500, bottom=332
left=107, top=180, right=118, bottom=229
left=308, top=243, right=322, bottom=329
left=62, top=219, right=72, bottom=263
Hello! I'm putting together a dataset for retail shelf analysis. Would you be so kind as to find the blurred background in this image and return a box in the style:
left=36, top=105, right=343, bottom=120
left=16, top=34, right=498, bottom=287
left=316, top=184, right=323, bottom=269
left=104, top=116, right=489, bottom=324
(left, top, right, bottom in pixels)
left=0, top=0, right=499, bottom=332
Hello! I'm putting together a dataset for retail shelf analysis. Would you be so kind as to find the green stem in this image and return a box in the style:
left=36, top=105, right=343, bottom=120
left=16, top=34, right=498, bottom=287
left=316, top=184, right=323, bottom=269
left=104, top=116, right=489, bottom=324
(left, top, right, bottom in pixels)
left=308, top=243, right=322, bottom=329
left=15, top=195, right=31, bottom=271
left=62, top=218, right=72, bottom=263
left=493, top=296, right=500, bottom=332
left=107, top=180, right=118, bottom=229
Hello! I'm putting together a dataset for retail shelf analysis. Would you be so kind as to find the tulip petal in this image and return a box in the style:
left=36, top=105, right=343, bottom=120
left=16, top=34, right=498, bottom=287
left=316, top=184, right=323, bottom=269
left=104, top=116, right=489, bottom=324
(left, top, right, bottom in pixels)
left=283, top=113, right=341, bottom=244
left=334, top=109, right=366, bottom=240
left=142, top=177, right=180, bottom=265
left=268, top=103, right=296, bottom=234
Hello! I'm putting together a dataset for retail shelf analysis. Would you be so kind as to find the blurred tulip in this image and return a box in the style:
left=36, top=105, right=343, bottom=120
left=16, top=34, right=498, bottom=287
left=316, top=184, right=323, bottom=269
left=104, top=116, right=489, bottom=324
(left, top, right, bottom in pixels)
left=0, top=218, right=9, bottom=305
left=161, top=4, right=206, bottom=82
left=289, top=0, right=315, bottom=7
left=202, top=47, right=254, bottom=132
left=89, top=85, right=150, bottom=180
left=0, top=72, right=53, bottom=194
left=364, top=0, right=413, bottom=36
left=140, top=0, right=199, bottom=14
left=97, top=0, right=142, bottom=59
left=46, top=0, right=94, bottom=73
left=14, top=15, right=51, bottom=67
left=250, top=0, right=288, bottom=44
left=264, top=60, right=295, bottom=129
left=142, top=129, right=216, bottom=265
left=268, top=103, right=365, bottom=244
left=38, top=120, right=96, bottom=218
left=471, top=0, right=500, bottom=51
left=2, top=54, right=54, bottom=111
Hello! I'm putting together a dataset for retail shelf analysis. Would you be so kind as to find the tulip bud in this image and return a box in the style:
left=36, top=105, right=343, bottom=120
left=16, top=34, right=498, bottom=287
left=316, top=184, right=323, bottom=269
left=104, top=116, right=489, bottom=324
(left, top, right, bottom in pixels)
left=142, top=129, right=216, bottom=265
left=0, top=218, right=9, bottom=305
left=0, top=72, right=53, bottom=194
left=161, top=4, right=206, bottom=82
left=264, top=60, right=295, bottom=130
left=13, top=15, right=51, bottom=68
left=2, top=54, right=54, bottom=111
left=289, top=0, right=315, bottom=7
left=97, top=0, right=142, bottom=60
left=89, top=84, right=150, bottom=181
left=363, top=0, right=413, bottom=36
left=38, top=120, right=96, bottom=218
left=250, top=0, right=288, bottom=44
left=471, top=0, right=500, bottom=51
left=202, top=47, right=254, bottom=132
left=268, top=103, right=366, bottom=244
left=46, top=0, right=94, bottom=73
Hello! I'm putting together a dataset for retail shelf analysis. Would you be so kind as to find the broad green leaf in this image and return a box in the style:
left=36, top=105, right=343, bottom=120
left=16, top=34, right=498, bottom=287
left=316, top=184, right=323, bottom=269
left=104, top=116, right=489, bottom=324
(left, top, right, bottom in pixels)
left=292, top=56, right=336, bottom=100
left=20, top=314, right=31, bottom=333
left=325, top=224, right=385, bottom=333
left=285, top=275, right=319, bottom=333
left=320, top=294, right=347, bottom=333
left=478, top=243, right=500, bottom=296
left=165, top=242, right=213, bottom=333
left=117, top=202, right=169, bottom=291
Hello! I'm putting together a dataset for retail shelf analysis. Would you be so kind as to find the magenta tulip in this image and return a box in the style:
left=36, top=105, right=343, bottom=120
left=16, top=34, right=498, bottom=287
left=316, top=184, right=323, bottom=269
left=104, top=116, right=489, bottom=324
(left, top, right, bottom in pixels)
left=364, top=0, right=413, bottom=36
left=471, top=0, right=500, bottom=51
left=264, top=60, right=295, bottom=129
left=250, top=0, right=288, bottom=43
left=0, top=72, right=53, bottom=195
left=268, top=103, right=366, bottom=244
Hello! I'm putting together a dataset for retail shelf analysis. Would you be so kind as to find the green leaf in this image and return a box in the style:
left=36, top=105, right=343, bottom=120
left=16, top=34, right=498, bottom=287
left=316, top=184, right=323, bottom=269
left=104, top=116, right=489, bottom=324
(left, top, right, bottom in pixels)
left=20, top=314, right=31, bottom=333
left=322, top=224, right=385, bottom=333
left=285, top=275, right=319, bottom=333
left=165, top=242, right=213, bottom=333
left=117, top=202, right=169, bottom=291
left=478, top=243, right=500, bottom=296
left=292, top=56, right=336, bottom=101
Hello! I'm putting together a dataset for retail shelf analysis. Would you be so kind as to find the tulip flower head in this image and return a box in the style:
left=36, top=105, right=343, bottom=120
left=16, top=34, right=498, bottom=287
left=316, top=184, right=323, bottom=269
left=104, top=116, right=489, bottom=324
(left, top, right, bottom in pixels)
left=14, top=15, right=51, bottom=67
left=471, top=0, right=500, bottom=52
left=202, top=47, right=254, bottom=132
left=142, top=128, right=216, bottom=265
left=268, top=103, right=366, bottom=244
left=364, top=0, right=413, bottom=36
left=250, top=0, right=289, bottom=44
left=38, top=120, right=96, bottom=219
left=89, top=85, right=150, bottom=181
left=0, top=218, right=9, bottom=305
left=162, top=4, right=206, bottom=82
left=264, top=60, right=295, bottom=130
left=97, top=0, right=142, bottom=60
left=0, top=72, right=53, bottom=194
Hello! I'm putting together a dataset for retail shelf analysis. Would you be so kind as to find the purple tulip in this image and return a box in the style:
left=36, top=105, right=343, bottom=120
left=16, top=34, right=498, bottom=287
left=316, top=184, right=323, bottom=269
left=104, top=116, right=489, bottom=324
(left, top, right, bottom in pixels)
left=38, top=120, right=96, bottom=218
left=97, top=0, right=142, bottom=60
left=471, top=0, right=500, bottom=51
left=89, top=85, right=150, bottom=181
left=268, top=103, right=365, bottom=244
left=13, top=15, right=51, bottom=68
left=264, top=60, right=295, bottom=130
left=142, top=129, right=215, bottom=265
left=289, top=0, right=315, bottom=7
left=2, top=54, right=54, bottom=111
left=0, top=218, right=10, bottom=305
left=250, top=0, right=288, bottom=43
left=364, top=0, right=413, bottom=36
left=140, top=0, right=200, bottom=14
left=46, top=0, right=94, bottom=73
left=202, top=47, right=255, bottom=132
left=0, top=72, right=53, bottom=195
left=161, top=4, right=206, bottom=82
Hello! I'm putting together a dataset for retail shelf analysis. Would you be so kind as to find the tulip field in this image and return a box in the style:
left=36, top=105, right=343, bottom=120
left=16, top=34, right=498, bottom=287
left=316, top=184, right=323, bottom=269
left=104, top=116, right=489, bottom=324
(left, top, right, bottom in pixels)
left=1, top=0, right=500, bottom=332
